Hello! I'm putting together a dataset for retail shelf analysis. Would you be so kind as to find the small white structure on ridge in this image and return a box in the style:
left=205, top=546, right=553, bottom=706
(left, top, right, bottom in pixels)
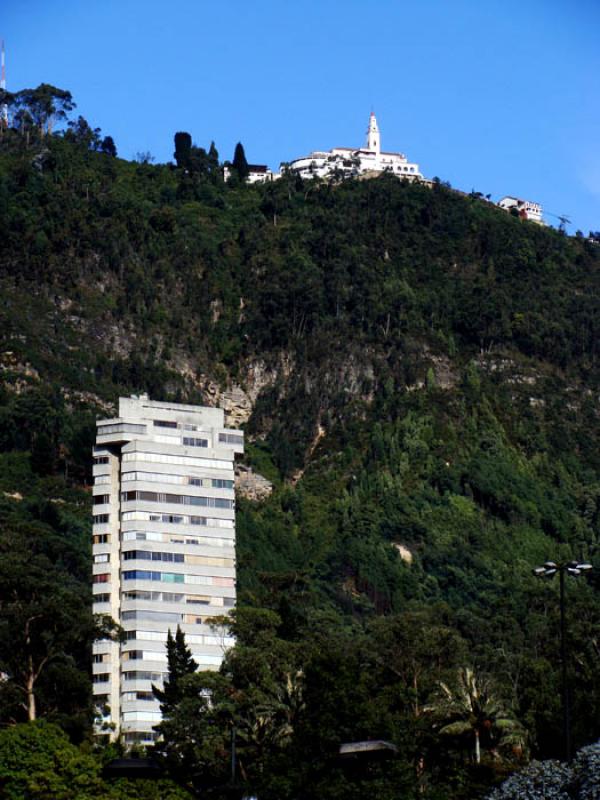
left=223, top=163, right=279, bottom=184
left=283, top=112, right=423, bottom=181
left=498, top=196, right=543, bottom=224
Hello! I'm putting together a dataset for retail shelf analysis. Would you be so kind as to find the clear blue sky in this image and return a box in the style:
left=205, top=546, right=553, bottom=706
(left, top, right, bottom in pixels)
left=3, top=0, right=600, bottom=232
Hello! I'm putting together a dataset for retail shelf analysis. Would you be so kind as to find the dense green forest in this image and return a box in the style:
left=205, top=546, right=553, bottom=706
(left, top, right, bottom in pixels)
left=1, top=84, right=600, bottom=798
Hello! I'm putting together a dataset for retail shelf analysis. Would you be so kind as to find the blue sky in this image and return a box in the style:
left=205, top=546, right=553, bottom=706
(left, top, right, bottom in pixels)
left=3, top=0, right=600, bottom=232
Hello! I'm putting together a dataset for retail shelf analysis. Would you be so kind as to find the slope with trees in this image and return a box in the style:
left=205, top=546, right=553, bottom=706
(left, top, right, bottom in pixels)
left=0, top=83, right=599, bottom=797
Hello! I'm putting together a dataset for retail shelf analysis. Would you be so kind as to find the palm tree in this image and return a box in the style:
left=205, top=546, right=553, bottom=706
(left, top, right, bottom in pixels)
left=426, top=667, right=525, bottom=764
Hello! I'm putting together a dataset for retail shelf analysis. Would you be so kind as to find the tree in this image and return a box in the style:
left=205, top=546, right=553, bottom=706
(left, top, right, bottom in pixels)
left=427, top=667, right=525, bottom=765
left=16, top=84, right=75, bottom=134
left=101, top=135, right=117, bottom=157
left=0, top=720, right=194, bottom=800
left=173, top=132, right=192, bottom=170
left=0, top=521, right=117, bottom=724
left=154, top=670, right=234, bottom=793
left=0, top=721, right=104, bottom=800
left=153, top=626, right=198, bottom=715
left=153, top=610, right=305, bottom=796
left=207, top=141, right=220, bottom=182
left=232, top=141, right=249, bottom=181
left=65, top=115, right=101, bottom=150
left=207, top=140, right=219, bottom=170
left=135, top=151, right=155, bottom=164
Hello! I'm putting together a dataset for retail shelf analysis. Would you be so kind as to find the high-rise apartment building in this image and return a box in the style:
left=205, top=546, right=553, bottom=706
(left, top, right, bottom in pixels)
left=92, top=395, right=243, bottom=745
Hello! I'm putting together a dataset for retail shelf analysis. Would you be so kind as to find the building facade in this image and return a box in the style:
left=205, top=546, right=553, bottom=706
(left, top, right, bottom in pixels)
left=498, top=195, right=543, bottom=224
left=92, top=395, right=243, bottom=745
left=283, top=112, right=423, bottom=182
left=223, top=163, right=280, bottom=184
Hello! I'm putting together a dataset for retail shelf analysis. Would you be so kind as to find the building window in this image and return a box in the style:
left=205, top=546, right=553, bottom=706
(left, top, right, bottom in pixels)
left=93, top=693, right=110, bottom=703
left=122, top=671, right=165, bottom=682
left=122, top=650, right=143, bottom=661
left=153, top=420, right=178, bottom=429
left=93, top=553, right=110, bottom=564
left=94, top=474, right=110, bottom=485
left=125, top=630, right=171, bottom=643
left=162, top=592, right=184, bottom=602
left=93, top=514, right=110, bottom=524
left=123, top=471, right=183, bottom=485
left=147, top=513, right=184, bottom=524
left=122, top=452, right=231, bottom=470
left=123, top=550, right=184, bottom=564
left=219, top=433, right=244, bottom=445
left=93, top=593, right=111, bottom=603
left=183, top=437, right=208, bottom=448
left=122, top=570, right=185, bottom=584
left=123, top=732, right=159, bottom=743
left=92, top=673, right=110, bottom=683
left=93, top=456, right=110, bottom=465
left=93, top=494, right=110, bottom=505
left=162, top=572, right=185, bottom=584
left=93, top=534, right=110, bottom=544
left=93, top=653, right=108, bottom=663
left=211, top=479, right=234, bottom=489
left=123, top=691, right=156, bottom=702
left=122, top=608, right=183, bottom=623
left=121, top=490, right=234, bottom=510
left=187, top=554, right=233, bottom=567
left=186, top=595, right=211, bottom=606
left=93, top=573, right=110, bottom=584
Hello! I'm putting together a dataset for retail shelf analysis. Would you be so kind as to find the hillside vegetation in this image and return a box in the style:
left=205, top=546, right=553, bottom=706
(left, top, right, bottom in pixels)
left=1, top=106, right=600, bottom=799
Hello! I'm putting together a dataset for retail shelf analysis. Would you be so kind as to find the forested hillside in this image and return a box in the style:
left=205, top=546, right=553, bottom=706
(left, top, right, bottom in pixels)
left=1, top=96, right=600, bottom=799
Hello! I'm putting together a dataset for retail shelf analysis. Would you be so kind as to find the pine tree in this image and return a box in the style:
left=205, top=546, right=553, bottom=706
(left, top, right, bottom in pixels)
left=153, top=627, right=198, bottom=715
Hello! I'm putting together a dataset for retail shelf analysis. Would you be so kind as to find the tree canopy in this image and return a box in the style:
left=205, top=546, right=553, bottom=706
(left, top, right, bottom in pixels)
left=0, top=82, right=600, bottom=798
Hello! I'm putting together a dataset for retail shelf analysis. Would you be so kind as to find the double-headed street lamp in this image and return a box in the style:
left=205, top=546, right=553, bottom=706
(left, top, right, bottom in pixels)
left=532, top=560, right=593, bottom=761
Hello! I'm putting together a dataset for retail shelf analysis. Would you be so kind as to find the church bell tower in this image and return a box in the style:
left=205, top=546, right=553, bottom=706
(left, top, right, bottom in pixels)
left=366, top=112, right=380, bottom=154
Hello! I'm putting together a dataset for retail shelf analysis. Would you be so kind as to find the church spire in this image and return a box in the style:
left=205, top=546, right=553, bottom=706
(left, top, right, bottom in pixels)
left=366, top=111, right=380, bottom=154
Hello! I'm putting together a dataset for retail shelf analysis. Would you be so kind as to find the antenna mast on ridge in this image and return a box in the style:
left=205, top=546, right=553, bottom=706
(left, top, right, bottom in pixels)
left=0, top=40, right=8, bottom=127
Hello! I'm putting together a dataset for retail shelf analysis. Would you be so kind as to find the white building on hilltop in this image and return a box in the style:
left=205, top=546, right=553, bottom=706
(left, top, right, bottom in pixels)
left=223, top=162, right=279, bottom=184
left=498, top=196, right=543, bottom=224
left=92, top=395, right=243, bottom=745
left=283, top=112, right=423, bottom=181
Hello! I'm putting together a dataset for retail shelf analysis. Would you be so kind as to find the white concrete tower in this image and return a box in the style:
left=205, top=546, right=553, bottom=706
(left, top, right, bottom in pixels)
left=366, top=111, right=380, bottom=154
left=92, top=395, right=243, bottom=746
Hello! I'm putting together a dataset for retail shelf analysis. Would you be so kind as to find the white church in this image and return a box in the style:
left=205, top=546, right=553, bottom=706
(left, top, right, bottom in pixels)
left=282, top=112, right=423, bottom=181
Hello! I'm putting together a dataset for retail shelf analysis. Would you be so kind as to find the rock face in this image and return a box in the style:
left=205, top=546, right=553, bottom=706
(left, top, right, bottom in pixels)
left=220, top=386, right=254, bottom=428
left=235, top=464, right=273, bottom=501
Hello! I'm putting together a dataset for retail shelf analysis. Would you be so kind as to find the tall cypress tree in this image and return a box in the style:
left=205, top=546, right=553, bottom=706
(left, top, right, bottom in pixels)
left=173, top=132, right=192, bottom=170
left=153, top=626, right=198, bottom=715
left=232, top=142, right=249, bottom=181
left=207, top=141, right=219, bottom=173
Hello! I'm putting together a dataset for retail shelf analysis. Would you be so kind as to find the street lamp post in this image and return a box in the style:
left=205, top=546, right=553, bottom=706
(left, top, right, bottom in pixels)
left=532, top=560, right=592, bottom=761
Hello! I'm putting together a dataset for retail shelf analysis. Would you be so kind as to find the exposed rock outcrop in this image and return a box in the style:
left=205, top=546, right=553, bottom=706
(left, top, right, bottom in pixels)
left=235, top=464, right=273, bottom=501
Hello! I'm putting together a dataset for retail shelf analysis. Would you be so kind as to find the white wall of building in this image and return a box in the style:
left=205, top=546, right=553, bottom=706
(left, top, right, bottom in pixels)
left=498, top=195, right=543, bottom=224
left=92, top=395, right=243, bottom=746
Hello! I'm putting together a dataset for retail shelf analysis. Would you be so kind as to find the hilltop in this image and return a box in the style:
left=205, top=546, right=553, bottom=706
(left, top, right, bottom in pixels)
left=1, top=117, right=600, bottom=798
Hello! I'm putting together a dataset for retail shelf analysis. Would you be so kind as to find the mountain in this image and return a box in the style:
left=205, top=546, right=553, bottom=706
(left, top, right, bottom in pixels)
left=1, top=119, right=600, bottom=799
